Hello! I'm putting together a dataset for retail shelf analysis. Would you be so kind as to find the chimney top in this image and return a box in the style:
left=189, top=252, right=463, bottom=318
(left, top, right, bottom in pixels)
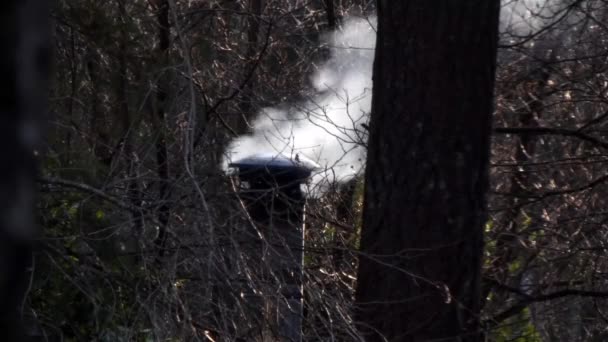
left=229, top=153, right=319, bottom=185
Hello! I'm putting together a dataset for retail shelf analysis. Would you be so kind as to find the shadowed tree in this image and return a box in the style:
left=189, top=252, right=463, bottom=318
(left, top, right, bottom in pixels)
left=355, top=1, right=500, bottom=341
left=0, top=0, right=49, bottom=341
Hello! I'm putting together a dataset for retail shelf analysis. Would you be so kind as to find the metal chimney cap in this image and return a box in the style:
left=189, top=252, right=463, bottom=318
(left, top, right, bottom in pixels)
left=228, top=153, right=320, bottom=172
left=229, top=153, right=320, bottom=184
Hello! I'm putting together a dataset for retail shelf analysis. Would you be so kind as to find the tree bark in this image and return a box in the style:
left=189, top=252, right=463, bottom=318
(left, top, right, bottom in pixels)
left=354, top=2, right=500, bottom=341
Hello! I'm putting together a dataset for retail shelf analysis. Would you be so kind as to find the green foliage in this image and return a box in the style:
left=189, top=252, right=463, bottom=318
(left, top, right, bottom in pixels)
left=490, top=308, right=542, bottom=342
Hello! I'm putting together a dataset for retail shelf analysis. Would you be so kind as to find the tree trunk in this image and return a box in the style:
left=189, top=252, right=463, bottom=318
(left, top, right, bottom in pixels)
left=116, top=0, right=145, bottom=255
left=323, top=0, right=337, bottom=30
left=354, top=2, right=500, bottom=341
left=153, top=0, right=171, bottom=256
left=0, top=0, right=49, bottom=340
left=235, top=0, right=263, bottom=134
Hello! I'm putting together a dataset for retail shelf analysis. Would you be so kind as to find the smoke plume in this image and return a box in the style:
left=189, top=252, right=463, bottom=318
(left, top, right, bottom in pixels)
left=224, top=17, right=376, bottom=191
left=225, top=1, right=558, bottom=191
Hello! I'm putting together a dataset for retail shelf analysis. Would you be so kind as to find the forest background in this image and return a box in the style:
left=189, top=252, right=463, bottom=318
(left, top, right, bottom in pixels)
left=19, top=0, right=608, bottom=341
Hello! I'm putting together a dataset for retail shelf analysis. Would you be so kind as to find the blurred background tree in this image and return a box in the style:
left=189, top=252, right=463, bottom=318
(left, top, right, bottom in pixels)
left=0, top=1, right=49, bottom=341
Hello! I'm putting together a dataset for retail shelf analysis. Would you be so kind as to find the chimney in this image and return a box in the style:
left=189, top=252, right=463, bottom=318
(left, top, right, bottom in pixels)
left=230, top=153, right=318, bottom=342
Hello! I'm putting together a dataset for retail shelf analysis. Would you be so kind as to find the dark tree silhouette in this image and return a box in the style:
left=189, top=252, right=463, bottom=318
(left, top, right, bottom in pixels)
left=355, top=1, right=500, bottom=341
left=0, top=1, right=49, bottom=340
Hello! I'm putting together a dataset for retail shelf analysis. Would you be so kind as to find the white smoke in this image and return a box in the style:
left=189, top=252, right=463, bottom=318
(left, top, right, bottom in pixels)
left=224, top=1, right=562, bottom=191
left=500, top=0, right=567, bottom=37
left=224, top=17, right=376, bottom=191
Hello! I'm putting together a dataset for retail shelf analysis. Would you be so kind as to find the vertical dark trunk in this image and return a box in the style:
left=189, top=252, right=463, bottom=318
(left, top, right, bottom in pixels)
left=116, top=1, right=144, bottom=240
left=0, top=0, right=49, bottom=340
left=153, top=0, right=171, bottom=256
left=235, top=0, right=263, bottom=134
left=355, top=2, right=500, bottom=342
left=64, top=27, right=77, bottom=165
left=117, top=3, right=131, bottom=144
left=323, top=0, right=337, bottom=30
left=87, top=51, right=111, bottom=167
left=332, top=179, right=356, bottom=269
left=246, top=0, right=262, bottom=69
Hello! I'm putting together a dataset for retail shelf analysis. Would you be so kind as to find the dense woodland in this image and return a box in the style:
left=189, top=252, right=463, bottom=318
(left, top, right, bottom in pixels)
left=6, top=0, right=608, bottom=341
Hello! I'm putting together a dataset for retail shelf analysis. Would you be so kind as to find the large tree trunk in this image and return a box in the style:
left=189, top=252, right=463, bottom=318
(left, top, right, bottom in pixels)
left=0, top=0, right=49, bottom=340
left=354, top=2, right=500, bottom=341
